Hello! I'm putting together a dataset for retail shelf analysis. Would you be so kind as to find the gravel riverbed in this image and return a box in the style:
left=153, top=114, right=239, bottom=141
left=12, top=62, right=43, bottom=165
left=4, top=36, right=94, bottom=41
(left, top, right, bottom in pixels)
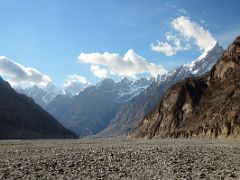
left=0, top=139, right=240, bottom=179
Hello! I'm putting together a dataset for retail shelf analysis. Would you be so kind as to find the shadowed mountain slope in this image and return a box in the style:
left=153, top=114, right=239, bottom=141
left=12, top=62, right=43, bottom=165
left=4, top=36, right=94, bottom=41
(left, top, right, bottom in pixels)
left=0, top=77, right=77, bottom=139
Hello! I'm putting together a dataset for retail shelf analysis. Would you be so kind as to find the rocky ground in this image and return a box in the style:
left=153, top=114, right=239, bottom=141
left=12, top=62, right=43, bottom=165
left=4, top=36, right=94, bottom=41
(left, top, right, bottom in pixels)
left=0, top=139, right=240, bottom=179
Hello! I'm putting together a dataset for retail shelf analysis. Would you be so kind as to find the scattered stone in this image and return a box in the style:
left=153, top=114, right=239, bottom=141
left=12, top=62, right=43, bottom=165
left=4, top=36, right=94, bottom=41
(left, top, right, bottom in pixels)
left=0, top=139, right=240, bottom=179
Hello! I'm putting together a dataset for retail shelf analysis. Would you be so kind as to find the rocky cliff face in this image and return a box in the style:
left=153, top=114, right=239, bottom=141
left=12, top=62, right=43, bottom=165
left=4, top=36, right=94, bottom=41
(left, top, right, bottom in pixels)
left=0, top=77, right=77, bottom=139
left=98, top=43, right=224, bottom=137
left=134, top=37, right=240, bottom=139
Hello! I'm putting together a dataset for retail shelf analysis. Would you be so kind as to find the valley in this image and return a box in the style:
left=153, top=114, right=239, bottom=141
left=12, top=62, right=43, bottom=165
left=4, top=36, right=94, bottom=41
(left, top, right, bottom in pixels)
left=0, top=1, right=239, bottom=179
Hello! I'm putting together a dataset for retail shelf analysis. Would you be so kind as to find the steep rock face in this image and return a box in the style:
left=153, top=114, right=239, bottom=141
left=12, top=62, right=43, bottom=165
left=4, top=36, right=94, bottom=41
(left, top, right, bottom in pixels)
left=0, top=77, right=77, bottom=139
left=98, top=43, right=224, bottom=137
left=134, top=37, right=240, bottom=139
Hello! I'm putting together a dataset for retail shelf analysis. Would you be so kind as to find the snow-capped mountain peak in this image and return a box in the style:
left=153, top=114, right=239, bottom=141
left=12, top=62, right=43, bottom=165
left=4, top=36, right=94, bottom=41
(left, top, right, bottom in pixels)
left=184, top=42, right=224, bottom=75
left=115, top=77, right=154, bottom=102
left=15, top=83, right=62, bottom=106
left=63, top=81, right=90, bottom=96
left=156, top=42, right=224, bottom=84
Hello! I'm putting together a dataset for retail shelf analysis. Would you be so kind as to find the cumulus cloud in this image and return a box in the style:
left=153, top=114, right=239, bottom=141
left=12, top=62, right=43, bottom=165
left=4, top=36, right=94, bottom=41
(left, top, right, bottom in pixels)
left=0, top=56, right=52, bottom=87
left=171, top=16, right=216, bottom=51
left=151, top=41, right=175, bottom=56
left=90, top=65, right=109, bottom=78
left=63, top=74, right=90, bottom=96
left=63, top=74, right=88, bottom=87
left=151, top=32, right=191, bottom=56
left=78, top=49, right=167, bottom=78
left=151, top=16, right=216, bottom=56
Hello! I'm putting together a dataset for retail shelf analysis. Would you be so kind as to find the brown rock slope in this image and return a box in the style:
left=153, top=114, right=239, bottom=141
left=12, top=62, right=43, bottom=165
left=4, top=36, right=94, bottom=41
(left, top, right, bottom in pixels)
left=134, top=37, right=240, bottom=139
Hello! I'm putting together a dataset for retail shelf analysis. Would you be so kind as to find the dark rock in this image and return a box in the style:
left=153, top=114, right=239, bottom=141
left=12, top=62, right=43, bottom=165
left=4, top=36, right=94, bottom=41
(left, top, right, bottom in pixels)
left=0, top=78, right=77, bottom=139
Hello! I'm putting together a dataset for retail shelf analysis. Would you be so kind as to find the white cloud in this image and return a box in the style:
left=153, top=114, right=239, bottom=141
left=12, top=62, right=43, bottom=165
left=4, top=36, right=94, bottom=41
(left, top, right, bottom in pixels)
left=63, top=74, right=90, bottom=96
left=171, top=16, right=216, bottom=51
left=151, top=16, right=216, bottom=56
left=78, top=49, right=167, bottom=78
left=151, top=32, right=191, bottom=56
left=0, top=56, right=52, bottom=87
left=63, top=74, right=88, bottom=87
left=151, top=41, right=175, bottom=56
left=90, top=65, right=109, bottom=78
left=166, top=32, right=191, bottom=52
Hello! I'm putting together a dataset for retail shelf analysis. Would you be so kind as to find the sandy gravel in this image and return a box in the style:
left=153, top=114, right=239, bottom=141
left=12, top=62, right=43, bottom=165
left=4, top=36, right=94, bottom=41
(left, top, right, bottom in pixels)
left=0, top=139, right=240, bottom=179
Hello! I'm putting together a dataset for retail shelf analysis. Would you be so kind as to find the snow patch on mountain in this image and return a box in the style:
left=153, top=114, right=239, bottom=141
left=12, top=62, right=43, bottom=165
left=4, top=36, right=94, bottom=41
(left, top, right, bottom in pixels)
left=157, top=42, right=224, bottom=84
left=15, top=83, right=63, bottom=106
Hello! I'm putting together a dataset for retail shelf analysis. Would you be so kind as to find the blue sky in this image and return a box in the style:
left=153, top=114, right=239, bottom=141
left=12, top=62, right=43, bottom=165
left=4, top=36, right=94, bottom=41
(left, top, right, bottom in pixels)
left=0, top=0, right=239, bottom=87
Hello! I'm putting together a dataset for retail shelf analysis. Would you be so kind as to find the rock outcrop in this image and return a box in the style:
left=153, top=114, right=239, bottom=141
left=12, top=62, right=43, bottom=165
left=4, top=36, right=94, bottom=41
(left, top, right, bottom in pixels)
left=134, top=37, right=240, bottom=139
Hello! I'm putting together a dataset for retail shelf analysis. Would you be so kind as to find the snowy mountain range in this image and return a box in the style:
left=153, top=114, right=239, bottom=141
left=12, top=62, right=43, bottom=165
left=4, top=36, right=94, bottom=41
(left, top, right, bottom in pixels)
left=15, top=84, right=62, bottom=107
left=15, top=80, right=90, bottom=107
left=16, top=75, right=154, bottom=107
left=157, top=42, right=224, bottom=83
left=45, top=77, right=154, bottom=136
left=13, top=42, right=224, bottom=137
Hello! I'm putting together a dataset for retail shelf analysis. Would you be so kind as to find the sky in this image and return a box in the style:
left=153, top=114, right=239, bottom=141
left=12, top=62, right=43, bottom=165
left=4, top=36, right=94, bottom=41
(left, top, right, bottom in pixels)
left=0, top=0, right=239, bottom=88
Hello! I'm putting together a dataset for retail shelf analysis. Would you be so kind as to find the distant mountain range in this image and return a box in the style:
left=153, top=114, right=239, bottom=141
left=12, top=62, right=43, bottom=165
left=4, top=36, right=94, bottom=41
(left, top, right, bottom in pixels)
left=45, top=77, right=154, bottom=137
left=134, top=36, right=240, bottom=139
left=12, top=42, right=225, bottom=138
left=15, top=84, right=62, bottom=107
left=15, top=80, right=90, bottom=107
left=0, top=77, right=77, bottom=139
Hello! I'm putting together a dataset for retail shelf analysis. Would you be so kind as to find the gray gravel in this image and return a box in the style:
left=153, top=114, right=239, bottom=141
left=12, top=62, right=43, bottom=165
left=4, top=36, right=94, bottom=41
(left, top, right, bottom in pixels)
left=0, top=139, right=240, bottom=179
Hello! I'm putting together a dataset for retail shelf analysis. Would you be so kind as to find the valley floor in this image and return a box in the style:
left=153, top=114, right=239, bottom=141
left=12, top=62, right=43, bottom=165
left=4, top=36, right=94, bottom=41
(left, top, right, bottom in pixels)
left=0, top=138, right=240, bottom=179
